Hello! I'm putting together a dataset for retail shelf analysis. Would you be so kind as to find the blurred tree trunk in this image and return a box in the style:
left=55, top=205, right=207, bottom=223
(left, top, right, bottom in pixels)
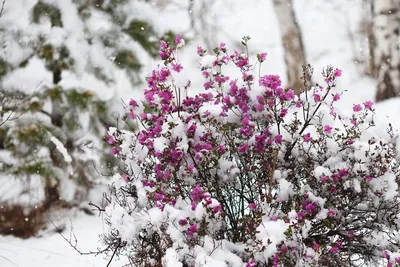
left=273, top=0, right=307, bottom=94
left=373, top=0, right=400, bottom=101
left=364, top=0, right=377, bottom=76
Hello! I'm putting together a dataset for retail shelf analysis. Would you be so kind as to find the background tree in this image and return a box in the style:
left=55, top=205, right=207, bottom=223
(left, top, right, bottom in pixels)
left=0, top=0, right=177, bottom=238
left=273, top=0, right=307, bottom=94
left=371, top=0, right=400, bottom=101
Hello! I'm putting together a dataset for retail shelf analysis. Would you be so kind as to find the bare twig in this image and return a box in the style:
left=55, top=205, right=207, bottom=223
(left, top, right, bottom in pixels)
left=46, top=214, right=113, bottom=256
left=0, top=254, right=20, bottom=267
left=89, top=201, right=106, bottom=215
left=0, top=0, right=5, bottom=18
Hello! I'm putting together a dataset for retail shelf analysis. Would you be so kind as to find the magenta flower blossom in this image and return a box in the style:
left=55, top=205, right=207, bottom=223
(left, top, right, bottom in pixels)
left=363, top=100, right=373, bottom=110
left=213, top=205, right=222, bottom=213
left=284, top=89, right=295, bottom=100
left=306, top=203, right=316, bottom=213
left=327, top=209, right=336, bottom=217
left=334, top=68, right=342, bottom=77
left=172, top=63, right=183, bottom=72
left=197, top=45, right=205, bottom=56
left=249, top=203, right=257, bottom=211
left=333, top=93, right=340, bottom=102
left=122, top=174, right=130, bottom=183
left=274, top=134, right=283, bottom=144
left=129, top=98, right=138, bottom=107
left=107, top=135, right=116, bottom=144
left=237, top=57, right=249, bottom=68
left=353, top=104, right=362, bottom=112
left=304, top=133, right=311, bottom=143
left=258, top=52, right=267, bottom=62
left=175, top=34, right=184, bottom=46
left=364, top=175, right=373, bottom=181
left=246, top=259, right=256, bottom=267
left=178, top=218, right=188, bottom=226
left=330, top=247, right=339, bottom=254
left=188, top=224, right=198, bottom=233
left=204, top=81, right=212, bottom=89
left=320, top=175, right=329, bottom=183
left=313, top=242, right=319, bottom=250
left=323, top=125, right=333, bottom=134
left=280, top=108, right=288, bottom=118
left=313, top=93, right=321, bottom=102
left=238, top=143, right=250, bottom=153
left=111, top=147, right=119, bottom=155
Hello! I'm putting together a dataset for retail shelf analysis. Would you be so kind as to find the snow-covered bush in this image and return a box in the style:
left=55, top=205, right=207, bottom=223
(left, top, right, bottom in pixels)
left=102, top=36, right=400, bottom=266
left=0, top=0, right=178, bottom=237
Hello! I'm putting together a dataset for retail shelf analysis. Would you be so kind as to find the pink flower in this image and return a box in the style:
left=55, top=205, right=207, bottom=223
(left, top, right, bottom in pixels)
left=327, top=209, right=336, bottom=217
left=188, top=224, right=198, bottom=233
left=129, top=99, right=138, bottom=107
left=306, top=203, right=316, bottom=213
left=159, top=51, right=169, bottom=60
left=175, top=34, right=184, bottom=46
left=197, top=46, right=205, bottom=56
left=107, top=136, right=116, bottom=144
left=320, top=175, right=329, bottom=183
left=258, top=52, right=267, bottom=62
left=353, top=104, right=362, bottom=112
left=313, top=93, right=321, bottom=102
left=238, top=143, right=250, bottom=153
left=334, top=68, right=342, bottom=77
left=121, top=175, right=130, bottom=183
left=323, top=125, right=333, bottom=134
left=237, top=57, right=249, bottom=68
left=280, top=108, right=288, bottom=118
left=330, top=247, right=339, bottom=254
left=313, top=242, right=319, bottom=250
left=333, top=93, right=340, bottom=102
left=203, top=81, right=212, bottom=89
left=111, top=147, right=119, bottom=155
left=213, top=205, right=222, bottom=213
left=270, top=215, right=278, bottom=221
left=172, top=63, right=183, bottom=72
left=296, top=100, right=302, bottom=108
left=274, top=134, right=283, bottom=144
left=303, top=133, right=311, bottom=143
left=364, top=100, right=373, bottom=110
left=364, top=175, right=373, bottom=182
left=284, top=89, right=295, bottom=100
left=178, top=218, right=188, bottom=226
left=249, top=203, right=257, bottom=211
left=246, top=259, right=256, bottom=267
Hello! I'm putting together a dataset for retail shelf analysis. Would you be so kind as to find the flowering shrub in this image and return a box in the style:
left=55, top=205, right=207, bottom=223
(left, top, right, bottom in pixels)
left=101, top=36, right=400, bottom=266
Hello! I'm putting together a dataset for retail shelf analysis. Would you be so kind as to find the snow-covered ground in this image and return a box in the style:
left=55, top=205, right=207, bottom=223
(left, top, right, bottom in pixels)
left=0, top=212, right=119, bottom=267
left=2, top=0, right=400, bottom=266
